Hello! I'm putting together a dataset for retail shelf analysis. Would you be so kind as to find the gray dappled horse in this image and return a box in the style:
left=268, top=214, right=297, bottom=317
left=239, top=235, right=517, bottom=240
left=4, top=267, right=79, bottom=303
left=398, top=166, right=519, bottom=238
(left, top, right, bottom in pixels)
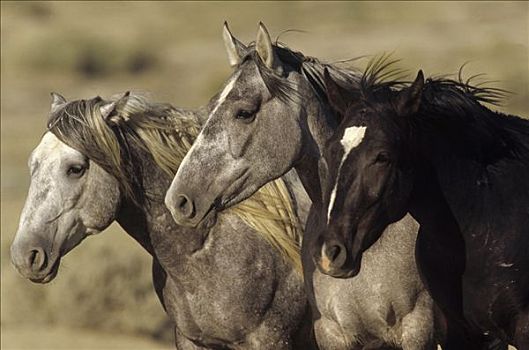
left=10, top=92, right=315, bottom=349
left=166, top=23, right=437, bottom=349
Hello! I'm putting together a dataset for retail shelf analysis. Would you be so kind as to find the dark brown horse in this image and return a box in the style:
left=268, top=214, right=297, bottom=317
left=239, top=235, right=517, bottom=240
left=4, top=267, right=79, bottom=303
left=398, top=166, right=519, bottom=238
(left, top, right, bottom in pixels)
left=316, top=64, right=528, bottom=349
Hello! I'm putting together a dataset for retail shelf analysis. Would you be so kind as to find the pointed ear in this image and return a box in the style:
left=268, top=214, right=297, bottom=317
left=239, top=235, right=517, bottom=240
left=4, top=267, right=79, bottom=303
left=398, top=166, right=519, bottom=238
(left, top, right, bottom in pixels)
left=50, top=92, right=67, bottom=113
left=395, top=70, right=424, bottom=116
left=100, top=91, right=130, bottom=121
left=323, top=68, right=353, bottom=122
left=223, top=21, right=247, bottom=67
left=255, top=22, right=277, bottom=70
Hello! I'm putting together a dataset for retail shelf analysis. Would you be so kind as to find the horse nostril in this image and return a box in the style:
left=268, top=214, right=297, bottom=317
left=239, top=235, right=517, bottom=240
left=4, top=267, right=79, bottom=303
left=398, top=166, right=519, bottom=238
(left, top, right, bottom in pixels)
left=326, top=245, right=340, bottom=262
left=322, top=241, right=347, bottom=270
left=175, top=194, right=195, bottom=219
left=27, top=248, right=47, bottom=272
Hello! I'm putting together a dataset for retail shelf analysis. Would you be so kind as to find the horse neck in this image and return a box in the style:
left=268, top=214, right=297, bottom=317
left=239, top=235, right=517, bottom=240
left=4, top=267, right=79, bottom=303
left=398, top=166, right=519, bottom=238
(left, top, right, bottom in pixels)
left=413, top=118, right=529, bottom=243
left=115, top=124, right=209, bottom=269
left=295, top=89, right=336, bottom=204
left=116, top=200, right=154, bottom=255
left=408, top=160, right=462, bottom=242
left=281, top=169, right=311, bottom=227
left=407, top=159, right=468, bottom=321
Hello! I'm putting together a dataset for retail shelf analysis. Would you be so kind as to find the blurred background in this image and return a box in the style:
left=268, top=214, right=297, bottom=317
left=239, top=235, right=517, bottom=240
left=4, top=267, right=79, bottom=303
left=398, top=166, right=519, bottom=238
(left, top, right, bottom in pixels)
left=1, top=2, right=528, bottom=349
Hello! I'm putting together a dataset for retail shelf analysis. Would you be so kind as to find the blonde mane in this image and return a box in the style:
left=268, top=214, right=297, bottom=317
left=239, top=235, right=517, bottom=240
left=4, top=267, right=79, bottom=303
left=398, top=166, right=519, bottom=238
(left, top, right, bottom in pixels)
left=48, top=94, right=303, bottom=273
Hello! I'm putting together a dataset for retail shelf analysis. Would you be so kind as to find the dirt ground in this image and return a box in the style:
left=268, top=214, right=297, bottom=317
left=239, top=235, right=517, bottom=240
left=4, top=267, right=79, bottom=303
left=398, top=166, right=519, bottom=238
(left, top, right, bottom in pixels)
left=1, top=326, right=171, bottom=350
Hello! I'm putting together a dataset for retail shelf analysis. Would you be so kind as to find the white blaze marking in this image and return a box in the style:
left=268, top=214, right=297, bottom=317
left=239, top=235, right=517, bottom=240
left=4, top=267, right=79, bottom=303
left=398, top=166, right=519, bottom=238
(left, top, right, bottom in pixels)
left=29, top=132, right=85, bottom=177
left=32, top=132, right=79, bottom=166
left=171, top=71, right=241, bottom=196
left=327, top=189, right=338, bottom=224
left=209, top=70, right=241, bottom=118
left=341, top=126, right=368, bottom=154
left=327, top=126, right=367, bottom=223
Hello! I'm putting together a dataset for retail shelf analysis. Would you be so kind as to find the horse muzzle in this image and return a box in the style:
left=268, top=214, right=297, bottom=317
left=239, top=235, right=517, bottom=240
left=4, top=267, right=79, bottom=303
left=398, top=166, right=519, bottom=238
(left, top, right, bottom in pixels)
left=313, top=239, right=361, bottom=278
left=10, top=242, right=60, bottom=284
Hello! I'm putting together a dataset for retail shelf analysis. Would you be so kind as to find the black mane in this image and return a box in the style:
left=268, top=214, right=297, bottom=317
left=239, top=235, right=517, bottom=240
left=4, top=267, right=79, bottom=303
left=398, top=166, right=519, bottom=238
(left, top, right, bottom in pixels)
left=356, top=61, right=529, bottom=164
left=417, top=77, right=529, bottom=163
left=241, top=43, right=360, bottom=106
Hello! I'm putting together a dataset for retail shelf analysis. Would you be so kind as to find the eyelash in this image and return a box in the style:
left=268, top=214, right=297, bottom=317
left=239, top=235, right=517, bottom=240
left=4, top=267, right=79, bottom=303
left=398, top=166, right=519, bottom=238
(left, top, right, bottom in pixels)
left=67, top=164, right=86, bottom=177
left=236, top=110, right=254, bottom=120
left=235, top=107, right=258, bottom=123
left=375, top=153, right=390, bottom=164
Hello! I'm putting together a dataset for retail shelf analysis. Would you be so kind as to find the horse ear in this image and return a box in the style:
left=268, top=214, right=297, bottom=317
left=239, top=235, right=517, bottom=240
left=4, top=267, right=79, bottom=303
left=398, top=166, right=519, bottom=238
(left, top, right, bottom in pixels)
left=323, top=68, right=351, bottom=122
left=100, top=91, right=130, bottom=121
left=396, top=70, right=424, bottom=116
left=50, top=92, right=67, bottom=113
left=223, top=21, right=247, bottom=67
left=255, top=22, right=277, bottom=70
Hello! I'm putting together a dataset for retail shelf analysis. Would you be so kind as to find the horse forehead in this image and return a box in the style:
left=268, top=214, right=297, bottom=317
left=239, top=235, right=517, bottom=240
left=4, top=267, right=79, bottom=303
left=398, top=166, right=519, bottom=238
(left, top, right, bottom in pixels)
left=209, top=70, right=243, bottom=118
left=340, top=126, right=367, bottom=155
left=32, top=132, right=81, bottom=164
left=228, top=60, right=265, bottom=96
left=326, top=126, right=367, bottom=223
left=220, top=70, right=242, bottom=101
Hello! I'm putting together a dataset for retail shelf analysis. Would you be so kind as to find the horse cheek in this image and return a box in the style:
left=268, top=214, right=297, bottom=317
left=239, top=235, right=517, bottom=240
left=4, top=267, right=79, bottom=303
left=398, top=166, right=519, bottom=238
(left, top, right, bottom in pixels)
left=81, top=170, right=120, bottom=232
left=228, top=125, right=253, bottom=159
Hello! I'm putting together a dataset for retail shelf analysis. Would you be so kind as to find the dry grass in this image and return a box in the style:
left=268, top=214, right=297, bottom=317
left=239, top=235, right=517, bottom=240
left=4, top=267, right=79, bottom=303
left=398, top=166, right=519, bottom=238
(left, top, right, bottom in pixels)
left=2, top=326, right=172, bottom=350
left=1, top=1, right=527, bottom=349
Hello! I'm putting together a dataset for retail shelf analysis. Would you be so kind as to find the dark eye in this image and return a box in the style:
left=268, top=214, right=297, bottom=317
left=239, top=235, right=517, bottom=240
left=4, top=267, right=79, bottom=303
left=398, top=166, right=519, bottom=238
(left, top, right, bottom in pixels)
left=67, top=164, right=86, bottom=178
left=375, top=152, right=391, bottom=164
left=235, top=109, right=256, bottom=123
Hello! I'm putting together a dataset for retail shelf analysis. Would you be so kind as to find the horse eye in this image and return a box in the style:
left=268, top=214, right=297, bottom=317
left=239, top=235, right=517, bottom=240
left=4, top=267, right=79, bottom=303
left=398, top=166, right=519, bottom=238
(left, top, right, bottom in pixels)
left=67, top=165, right=86, bottom=178
left=375, top=152, right=391, bottom=164
left=235, top=110, right=256, bottom=123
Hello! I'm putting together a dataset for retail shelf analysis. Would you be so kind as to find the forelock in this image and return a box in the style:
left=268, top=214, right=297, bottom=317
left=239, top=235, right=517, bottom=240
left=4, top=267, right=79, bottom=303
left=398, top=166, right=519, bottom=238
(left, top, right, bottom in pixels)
left=237, top=50, right=301, bottom=103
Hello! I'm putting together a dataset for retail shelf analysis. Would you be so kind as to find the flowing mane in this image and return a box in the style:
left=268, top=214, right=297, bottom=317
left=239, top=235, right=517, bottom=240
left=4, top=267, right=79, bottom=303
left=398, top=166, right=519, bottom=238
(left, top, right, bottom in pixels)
left=417, top=76, right=529, bottom=163
left=47, top=94, right=303, bottom=272
left=241, top=42, right=361, bottom=106
left=355, top=57, right=529, bottom=163
left=355, top=55, right=509, bottom=103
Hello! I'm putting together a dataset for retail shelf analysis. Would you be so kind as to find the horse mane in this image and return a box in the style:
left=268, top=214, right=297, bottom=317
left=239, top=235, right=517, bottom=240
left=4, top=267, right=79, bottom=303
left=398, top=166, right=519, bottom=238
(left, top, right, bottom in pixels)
left=356, top=55, right=509, bottom=103
left=47, top=94, right=303, bottom=273
left=356, top=57, right=529, bottom=163
left=241, top=42, right=361, bottom=107
left=418, top=77, right=529, bottom=162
